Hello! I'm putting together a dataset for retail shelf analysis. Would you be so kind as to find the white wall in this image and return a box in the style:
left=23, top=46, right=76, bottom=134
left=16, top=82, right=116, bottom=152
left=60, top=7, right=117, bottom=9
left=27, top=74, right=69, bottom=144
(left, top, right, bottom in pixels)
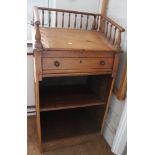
left=27, top=55, right=34, bottom=108
left=103, top=0, right=127, bottom=153
left=54, top=0, right=101, bottom=13
left=27, top=46, right=35, bottom=115
left=54, top=0, right=101, bottom=29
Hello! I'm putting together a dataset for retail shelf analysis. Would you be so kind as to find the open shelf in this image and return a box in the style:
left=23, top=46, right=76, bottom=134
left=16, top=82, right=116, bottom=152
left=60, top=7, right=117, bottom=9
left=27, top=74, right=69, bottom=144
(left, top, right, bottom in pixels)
left=38, top=75, right=110, bottom=151
left=39, top=84, right=105, bottom=112
left=40, top=106, right=103, bottom=145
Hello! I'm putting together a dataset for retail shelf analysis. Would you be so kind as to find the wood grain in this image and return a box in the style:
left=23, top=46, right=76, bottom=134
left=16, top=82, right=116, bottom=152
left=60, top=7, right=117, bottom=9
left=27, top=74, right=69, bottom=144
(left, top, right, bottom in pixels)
left=42, top=133, right=102, bottom=152
left=100, top=0, right=108, bottom=30
left=39, top=28, right=117, bottom=51
left=32, top=6, right=125, bottom=51
left=34, top=50, right=42, bottom=81
left=117, top=58, right=127, bottom=100
left=101, top=0, right=108, bottom=16
left=112, top=54, right=120, bottom=77
left=42, top=50, right=114, bottom=58
left=33, top=51, right=42, bottom=147
left=34, top=79, right=42, bottom=145
left=42, top=71, right=112, bottom=78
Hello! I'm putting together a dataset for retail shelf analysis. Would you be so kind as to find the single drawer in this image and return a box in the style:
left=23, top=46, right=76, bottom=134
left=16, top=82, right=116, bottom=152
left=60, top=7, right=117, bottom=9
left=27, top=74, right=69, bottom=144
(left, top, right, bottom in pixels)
left=42, top=58, right=113, bottom=71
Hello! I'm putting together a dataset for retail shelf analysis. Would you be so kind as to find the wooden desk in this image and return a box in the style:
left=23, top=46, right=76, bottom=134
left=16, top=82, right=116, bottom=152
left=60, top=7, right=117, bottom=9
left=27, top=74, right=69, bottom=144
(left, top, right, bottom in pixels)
left=32, top=6, right=125, bottom=152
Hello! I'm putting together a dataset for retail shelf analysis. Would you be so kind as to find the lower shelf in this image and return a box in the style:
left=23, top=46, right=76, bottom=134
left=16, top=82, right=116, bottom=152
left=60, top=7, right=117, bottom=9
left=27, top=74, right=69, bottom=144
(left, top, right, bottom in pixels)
left=41, top=107, right=101, bottom=142
left=41, top=133, right=102, bottom=152
left=40, top=106, right=104, bottom=151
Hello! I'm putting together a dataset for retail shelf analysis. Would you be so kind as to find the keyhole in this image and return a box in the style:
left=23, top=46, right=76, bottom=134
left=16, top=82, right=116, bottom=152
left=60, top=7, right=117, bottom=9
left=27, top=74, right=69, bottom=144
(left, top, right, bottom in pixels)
left=80, top=60, right=82, bottom=63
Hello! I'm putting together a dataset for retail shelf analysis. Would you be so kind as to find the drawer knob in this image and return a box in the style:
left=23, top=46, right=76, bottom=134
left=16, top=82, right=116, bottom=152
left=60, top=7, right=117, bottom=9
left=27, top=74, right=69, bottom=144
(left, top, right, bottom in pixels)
left=54, top=61, right=60, bottom=67
left=100, top=60, right=105, bottom=65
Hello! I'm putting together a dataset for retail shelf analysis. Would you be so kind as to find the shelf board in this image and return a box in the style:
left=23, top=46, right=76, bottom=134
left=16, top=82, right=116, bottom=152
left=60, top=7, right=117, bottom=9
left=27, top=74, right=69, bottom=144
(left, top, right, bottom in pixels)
left=41, top=133, right=102, bottom=152
left=39, top=85, right=105, bottom=112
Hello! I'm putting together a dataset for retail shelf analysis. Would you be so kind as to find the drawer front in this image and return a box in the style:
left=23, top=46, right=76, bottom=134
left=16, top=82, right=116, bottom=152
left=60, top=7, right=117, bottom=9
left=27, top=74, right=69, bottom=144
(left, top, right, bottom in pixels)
left=42, top=58, right=113, bottom=70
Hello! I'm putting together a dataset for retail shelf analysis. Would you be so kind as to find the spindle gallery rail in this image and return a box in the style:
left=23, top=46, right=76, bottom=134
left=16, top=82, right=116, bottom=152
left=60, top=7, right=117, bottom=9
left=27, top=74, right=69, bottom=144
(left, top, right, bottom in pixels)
left=33, top=6, right=125, bottom=49
left=33, top=6, right=101, bottom=30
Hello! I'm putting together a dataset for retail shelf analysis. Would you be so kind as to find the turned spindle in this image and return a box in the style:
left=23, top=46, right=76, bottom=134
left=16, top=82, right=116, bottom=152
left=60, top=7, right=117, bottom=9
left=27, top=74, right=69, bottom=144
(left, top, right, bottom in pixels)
left=74, top=14, right=77, bottom=28
left=55, top=11, right=58, bottom=27
left=80, top=14, right=83, bottom=29
left=101, top=19, right=106, bottom=33
left=48, top=11, right=51, bottom=27
left=105, top=21, right=109, bottom=37
left=95, top=16, right=99, bottom=30
left=108, top=23, right=113, bottom=41
left=116, top=30, right=121, bottom=49
left=92, top=15, right=96, bottom=30
left=112, top=27, right=117, bottom=45
left=68, top=13, right=71, bottom=28
left=86, top=15, right=89, bottom=30
left=34, top=21, right=42, bottom=49
left=62, top=12, right=64, bottom=28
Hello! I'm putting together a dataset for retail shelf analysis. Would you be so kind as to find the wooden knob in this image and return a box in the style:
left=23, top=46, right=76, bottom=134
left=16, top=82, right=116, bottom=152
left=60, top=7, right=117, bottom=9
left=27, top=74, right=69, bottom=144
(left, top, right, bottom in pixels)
left=100, top=60, right=105, bottom=65
left=54, top=61, right=60, bottom=67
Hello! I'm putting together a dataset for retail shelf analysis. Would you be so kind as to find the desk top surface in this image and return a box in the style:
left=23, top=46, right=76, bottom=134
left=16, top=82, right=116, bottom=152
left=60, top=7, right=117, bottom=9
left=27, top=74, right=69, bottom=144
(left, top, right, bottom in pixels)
left=39, top=28, right=117, bottom=52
